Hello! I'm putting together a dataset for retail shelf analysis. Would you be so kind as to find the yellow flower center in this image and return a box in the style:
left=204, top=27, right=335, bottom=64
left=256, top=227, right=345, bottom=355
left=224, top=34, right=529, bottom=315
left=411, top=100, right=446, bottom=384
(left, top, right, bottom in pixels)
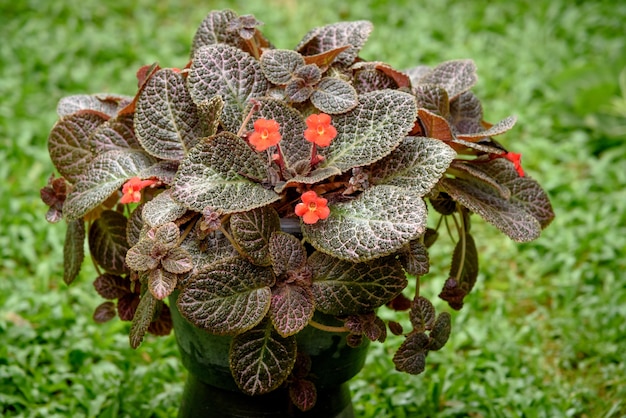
left=317, top=126, right=325, bottom=135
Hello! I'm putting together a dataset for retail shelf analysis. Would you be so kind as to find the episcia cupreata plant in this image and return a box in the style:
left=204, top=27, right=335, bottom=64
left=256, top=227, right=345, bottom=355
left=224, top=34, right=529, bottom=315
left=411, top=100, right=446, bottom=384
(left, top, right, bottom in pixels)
left=41, top=9, right=554, bottom=412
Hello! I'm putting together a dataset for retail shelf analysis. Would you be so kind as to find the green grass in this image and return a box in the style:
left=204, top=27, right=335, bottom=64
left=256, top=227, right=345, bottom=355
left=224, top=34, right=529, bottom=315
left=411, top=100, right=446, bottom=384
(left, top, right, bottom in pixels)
left=1, top=0, right=625, bottom=417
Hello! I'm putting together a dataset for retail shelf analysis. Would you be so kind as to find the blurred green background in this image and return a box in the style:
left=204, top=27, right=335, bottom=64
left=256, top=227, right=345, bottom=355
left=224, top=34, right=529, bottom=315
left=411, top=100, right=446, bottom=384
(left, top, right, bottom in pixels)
left=1, top=1, right=625, bottom=417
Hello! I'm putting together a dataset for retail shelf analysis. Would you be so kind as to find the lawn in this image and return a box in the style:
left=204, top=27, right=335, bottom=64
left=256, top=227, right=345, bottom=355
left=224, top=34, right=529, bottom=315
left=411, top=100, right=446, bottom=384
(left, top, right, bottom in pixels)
left=1, top=0, right=625, bottom=417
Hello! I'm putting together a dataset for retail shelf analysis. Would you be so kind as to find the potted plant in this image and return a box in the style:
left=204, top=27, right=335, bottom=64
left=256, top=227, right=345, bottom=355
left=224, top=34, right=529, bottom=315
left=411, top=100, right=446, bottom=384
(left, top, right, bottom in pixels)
left=41, top=8, right=554, bottom=417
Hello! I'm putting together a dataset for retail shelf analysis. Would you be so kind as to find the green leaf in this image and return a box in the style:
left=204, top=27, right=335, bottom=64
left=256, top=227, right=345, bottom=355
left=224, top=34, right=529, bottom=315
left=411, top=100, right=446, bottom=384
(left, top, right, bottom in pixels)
left=190, top=9, right=242, bottom=57
left=441, top=177, right=543, bottom=242
left=129, top=292, right=158, bottom=349
left=393, top=332, right=429, bottom=375
left=135, top=68, right=203, bottom=161
left=88, top=210, right=130, bottom=275
left=320, top=90, right=417, bottom=172
left=229, top=321, right=297, bottom=395
left=310, top=77, right=358, bottom=114
left=48, top=110, right=109, bottom=183
left=417, top=59, right=477, bottom=100
left=63, top=150, right=154, bottom=220
left=187, top=44, right=268, bottom=132
left=303, top=186, right=427, bottom=262
left=370, top=136, right=456, bottom=196
left=309, top=252, right=407, bottom=315
left=63, top=219, right=85, bottom=285
left=296, top=20, right=373, bottom=67
left=231, top=206, right=281, bottom=266
left=260, top=49, right=305, bottom=84
left=172, top=132, right=280, bottom=213
left=409, top=296, right=436, bottom=333
left=92, top=113, right=141, bottom=153
left=456, top=116, right=517, bottom=141
left=439, top=232, right=478, bottom=310
left=269, top=232, right=307, bottom=277
left=142, top=190, right=188, bottom=228
left=56, top=94, right=131, bottom=118
left=270, top=284, right=315, bottom=337
left=176, top=258, right=275, bottom=334
left=148, top=269, right=178, bottom=300
left=429, top=312, right=452, bottom=351
left=413, top=84, right=450, bottom=117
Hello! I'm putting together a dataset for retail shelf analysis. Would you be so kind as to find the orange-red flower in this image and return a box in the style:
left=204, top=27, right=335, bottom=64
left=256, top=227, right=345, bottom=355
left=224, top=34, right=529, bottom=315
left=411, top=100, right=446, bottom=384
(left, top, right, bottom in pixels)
left=249, top=118, right=282, bottom=151
left=120, top=177, right=157, bottom=204
left=502, top=152, right=525, bottom=177
left=295, top=190, right=330, bottom=225
left=304, top=113, right=337, bottom=147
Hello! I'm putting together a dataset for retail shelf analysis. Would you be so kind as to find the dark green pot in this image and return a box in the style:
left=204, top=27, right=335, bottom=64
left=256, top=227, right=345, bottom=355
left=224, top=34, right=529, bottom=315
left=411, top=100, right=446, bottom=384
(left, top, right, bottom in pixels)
left=169, top=294, right=369, bottom=418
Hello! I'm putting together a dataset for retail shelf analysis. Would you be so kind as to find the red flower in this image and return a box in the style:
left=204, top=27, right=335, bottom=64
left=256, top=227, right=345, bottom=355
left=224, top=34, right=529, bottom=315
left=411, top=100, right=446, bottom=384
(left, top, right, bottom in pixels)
left=304, top=113, right=337, bottom=147
left=120, top=177, right=157, bottom=204
left=295, top=191, right=330, bottom=225
left=502, top=152, right=525, bottom=177
left=249, top=118, right=282, bottom=151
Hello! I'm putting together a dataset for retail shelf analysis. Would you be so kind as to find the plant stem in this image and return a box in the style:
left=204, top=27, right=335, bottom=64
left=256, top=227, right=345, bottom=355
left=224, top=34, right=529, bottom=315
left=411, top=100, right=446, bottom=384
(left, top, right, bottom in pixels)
left=308, top=319, right=349, bottom=333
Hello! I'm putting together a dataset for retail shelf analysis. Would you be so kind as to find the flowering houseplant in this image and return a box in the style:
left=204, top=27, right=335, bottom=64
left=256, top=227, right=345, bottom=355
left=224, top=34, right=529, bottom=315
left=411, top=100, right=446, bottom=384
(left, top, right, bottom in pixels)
left=41, top=9, right=554, bottom=413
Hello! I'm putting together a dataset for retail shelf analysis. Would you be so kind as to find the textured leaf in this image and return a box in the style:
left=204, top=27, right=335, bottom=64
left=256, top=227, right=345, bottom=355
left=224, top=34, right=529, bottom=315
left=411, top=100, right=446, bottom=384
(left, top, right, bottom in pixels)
left=198, top=96, right=224, bottom=137
left=88, top=210, right=130, bottom=275
left=309, top=252, right=407, bottom=315
left=352, top=63, right=397, bottom=94
left=413, top=84, right=450, bottom=117
left=393, top=332, right=429, bottom=375
left=172, top=132, right=279, bottom=213
left=63, top=150, right=154, bottom=220
left=404, top=65, right=432, bottom=86
left=472, top=159, right=554, bottom=228
left=93, top=273, right=130, bottom=299
left=276, top=166, right=342, bottom=193
left=400, top=240, right=430, bottom=277
left=289, top=379, right=317, bottom=412
left=245, top=98, right=307, bottom=170
left=439, top=232, right=478, bottom=310
left=260, top=49, right=305, bottom=84
left=320, top=90, right=417, bottom=172
left=231, top=206, right=281, bottom=266
left=93, top=301, right=117, bottom=323
left=417, top=108, right=454, bottom=141
left=135, top=69, right=203, bottom=161
left=410, top=296, right=436, bottom=333
left=370, top=136, right=456, bottom=196
left=449, top=91, right=483, bottom=134
left=190, top=9, right=242, bottom=56
left=126, top=238, right=159, bottom=272
left=296, top=21, right=373, bottom=67
left=48, top=110, right=109, bottom=183
left=154, top=222, right=180, bottom=249
left=285, top=77, right=316, bottom=103
left=148, top=303, right=173, bottom=336
left=270, top=283, right=315, bottom=337
left=457, top=116, right=517, bottom=141
left=138, top=160, right=179, bottom=185
left=442, top=177, right=542, bottom=242
left=57, top=94, right=131, bottom=118
left=117, top=293, right=140, bottom=321
left=269, top=232, right=307, bottom=277
left=230, top=321, right=297, bottom=395
left=129, top=292, right=157, bottom=349
left=161, top=247, right=193, bottom=274
left=417, top=60, right=477, bottom=100
left=310, top=77, right=358, bottom=114
left=142, top=190, right=188, bottom=228
left=303, top=186, right=427, bottom=262
left=450, top=161, right=511, bottom=199
left=63, top=219, right=85, bottom=285
left=187, top=44, right=268, bottom=132
left=429, top=312, right=451, bottom=351
left=176, top=258, right=274, bottom=334
left=148, top=268, right=178, bottom=300
left=92, top=113, right=141, bottom=153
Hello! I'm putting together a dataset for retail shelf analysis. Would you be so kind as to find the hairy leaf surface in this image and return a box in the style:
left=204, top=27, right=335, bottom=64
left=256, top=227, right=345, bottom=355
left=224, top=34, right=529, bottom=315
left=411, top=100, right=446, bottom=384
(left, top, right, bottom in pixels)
left=260, top=49, right=305, bottom=84
left=310, top=77, right=358, bottom=114
left=231, top=206, right=280, bottom=266
left=393, top=332, right=429, bottom=375
left=129, top=292, right=157, bottom=349
left=296, top=20, right=373, bottom=66
left=417, top=60, right=477, bottom=100
left=270, top=284, right=314, bottom=337
left=142, top=190, right=188, bottom=228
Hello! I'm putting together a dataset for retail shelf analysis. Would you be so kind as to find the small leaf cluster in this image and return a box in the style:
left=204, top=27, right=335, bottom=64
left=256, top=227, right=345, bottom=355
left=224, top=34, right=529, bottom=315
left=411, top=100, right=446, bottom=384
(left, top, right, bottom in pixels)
left=41, top=8, right=554, bottom=410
